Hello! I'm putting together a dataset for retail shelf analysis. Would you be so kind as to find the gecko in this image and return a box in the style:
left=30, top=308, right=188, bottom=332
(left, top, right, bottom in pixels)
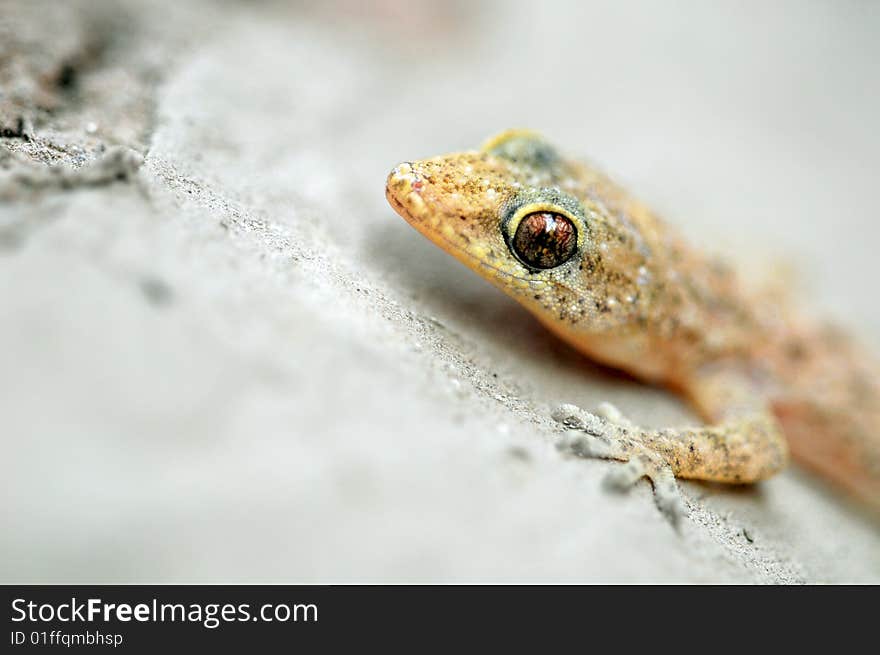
left=385, top=129, right=880, bottom=524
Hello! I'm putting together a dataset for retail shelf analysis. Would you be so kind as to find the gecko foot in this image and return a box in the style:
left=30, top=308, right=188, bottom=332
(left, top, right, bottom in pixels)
left=552, top=403, right=687, bottom=528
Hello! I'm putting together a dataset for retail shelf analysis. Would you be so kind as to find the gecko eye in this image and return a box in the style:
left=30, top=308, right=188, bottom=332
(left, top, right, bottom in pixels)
left=511, top=212, right=577, bottom=269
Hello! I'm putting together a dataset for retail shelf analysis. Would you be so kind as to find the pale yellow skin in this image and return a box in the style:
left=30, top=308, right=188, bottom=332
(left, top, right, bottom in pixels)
left=386, top=130, right=880, bottom=519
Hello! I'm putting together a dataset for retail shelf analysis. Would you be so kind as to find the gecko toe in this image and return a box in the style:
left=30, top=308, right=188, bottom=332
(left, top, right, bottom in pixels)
left=551, top=403, right=585, bottom=428
left=602, top=453, right=687, bottom=529
left=602, top=456, right=649, bottom=490
left=650, top=466, right=688, bottom=529
left=552, top=403, right=609, bottom=436
left=560, top=432, right=614, bottom=459
left=594, top=401, right=637, bottom=428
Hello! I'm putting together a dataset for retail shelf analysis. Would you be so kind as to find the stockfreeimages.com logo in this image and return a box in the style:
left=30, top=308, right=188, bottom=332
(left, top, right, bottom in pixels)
left=11, top=597, right=318, bottom=630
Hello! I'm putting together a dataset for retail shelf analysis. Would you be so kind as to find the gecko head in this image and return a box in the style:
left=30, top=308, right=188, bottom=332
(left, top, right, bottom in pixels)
left=386, top=130, right=584, bottom=282
left=387, top=130, right=637, bottom=331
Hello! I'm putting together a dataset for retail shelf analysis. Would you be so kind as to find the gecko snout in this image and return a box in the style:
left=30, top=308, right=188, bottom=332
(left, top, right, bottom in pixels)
left=386, top=161, right=431, bottom=226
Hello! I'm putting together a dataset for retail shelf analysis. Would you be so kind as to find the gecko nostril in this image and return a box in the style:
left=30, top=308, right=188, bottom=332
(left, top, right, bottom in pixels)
left=388, top=162, right=422, bottom=188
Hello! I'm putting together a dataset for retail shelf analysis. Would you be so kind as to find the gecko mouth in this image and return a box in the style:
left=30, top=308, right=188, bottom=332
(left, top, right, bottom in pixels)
left=385, top=180, right=418, bottom=227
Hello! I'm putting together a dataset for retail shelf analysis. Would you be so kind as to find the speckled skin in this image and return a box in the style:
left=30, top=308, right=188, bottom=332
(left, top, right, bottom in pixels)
left=386, top=130, right=880, bottom=515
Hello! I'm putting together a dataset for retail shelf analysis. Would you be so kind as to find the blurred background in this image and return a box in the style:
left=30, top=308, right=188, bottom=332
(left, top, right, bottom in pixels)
left=1, top=0, right=878, bottom=582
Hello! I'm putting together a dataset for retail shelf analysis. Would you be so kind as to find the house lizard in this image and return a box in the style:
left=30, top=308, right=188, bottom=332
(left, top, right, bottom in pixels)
left=386, top=129, right=880, bottom=524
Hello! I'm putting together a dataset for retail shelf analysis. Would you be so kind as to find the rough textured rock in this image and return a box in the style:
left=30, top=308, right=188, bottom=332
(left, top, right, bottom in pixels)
left=2, top=0, right=878, bottom=583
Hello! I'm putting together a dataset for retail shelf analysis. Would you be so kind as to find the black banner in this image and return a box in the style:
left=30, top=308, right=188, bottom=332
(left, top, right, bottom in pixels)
left=0, top=585, right=864, bottom=650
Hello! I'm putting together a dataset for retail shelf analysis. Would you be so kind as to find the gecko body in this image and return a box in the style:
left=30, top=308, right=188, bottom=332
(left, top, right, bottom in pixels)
left=386, top=130, right=880, bottom=520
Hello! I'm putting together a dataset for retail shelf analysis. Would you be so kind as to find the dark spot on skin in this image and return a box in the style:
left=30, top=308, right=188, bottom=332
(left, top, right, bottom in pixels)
left=786, top=340, right=806, bottom=361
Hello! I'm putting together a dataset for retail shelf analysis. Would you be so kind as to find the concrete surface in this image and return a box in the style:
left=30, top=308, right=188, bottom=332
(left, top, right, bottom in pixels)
left=1, top=0, right=878, bottom=583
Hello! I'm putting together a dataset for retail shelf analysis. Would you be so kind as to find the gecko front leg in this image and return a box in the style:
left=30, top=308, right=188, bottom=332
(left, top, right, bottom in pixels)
left=552, top=392, right=789, bottom=526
